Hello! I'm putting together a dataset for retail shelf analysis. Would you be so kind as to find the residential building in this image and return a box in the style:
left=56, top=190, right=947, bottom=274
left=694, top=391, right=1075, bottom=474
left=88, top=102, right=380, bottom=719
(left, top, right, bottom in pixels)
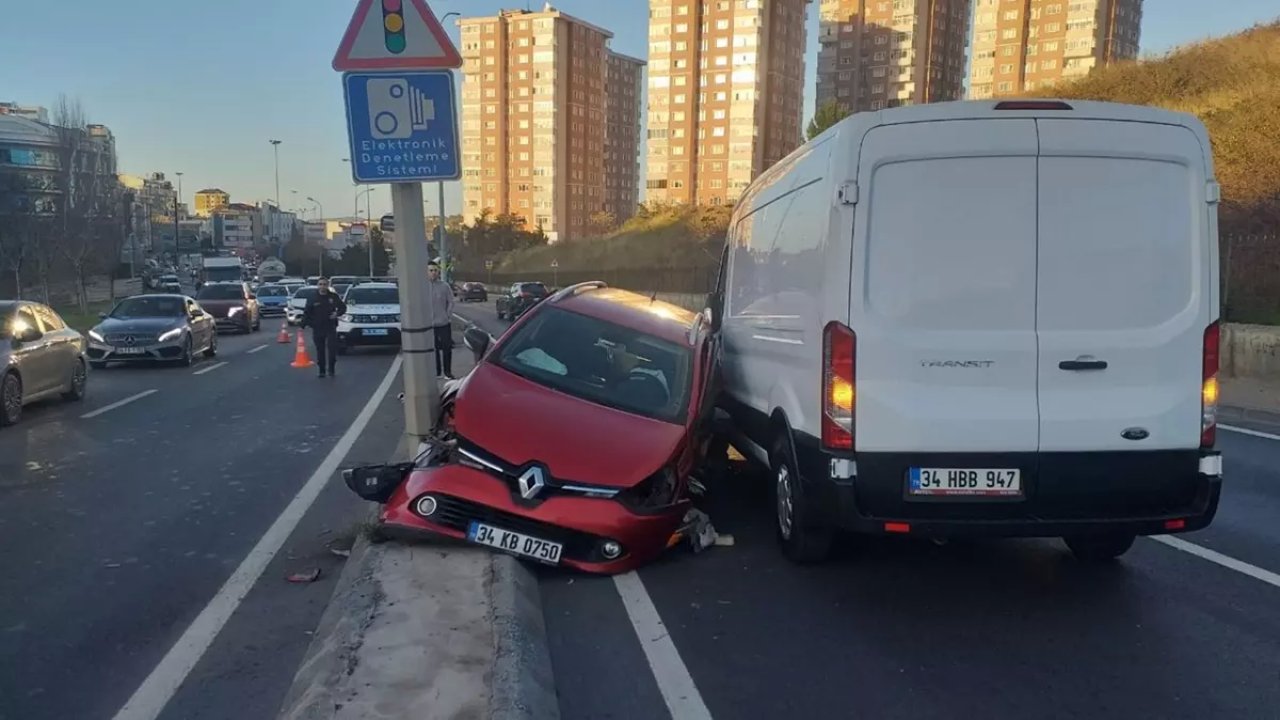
left=460, top=8, right=637, bottom=241
left=0, top=102, right=49, bottom=123
left=816, top=0, right=971, bottom=115
left=194, top=188, right=230, bottom=217
left=303, top=221, right=329, bottom=247
left=968, top=0, right=1143, bottom=99
left=646, top=0, right=810, bottom=207
left=0, top=114, right=61, bottom=217
left=119, top=172, right=180, bottom=252
left=212, top=203, right=256, bottom=251
left=604, top=52, right=646, bottom=223
left=255, top=202, right=296, bottom=249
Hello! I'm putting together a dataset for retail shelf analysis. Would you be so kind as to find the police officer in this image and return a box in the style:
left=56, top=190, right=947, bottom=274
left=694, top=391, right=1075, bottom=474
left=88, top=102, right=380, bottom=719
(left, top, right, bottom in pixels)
left=301, top=277, right=347, bottom=378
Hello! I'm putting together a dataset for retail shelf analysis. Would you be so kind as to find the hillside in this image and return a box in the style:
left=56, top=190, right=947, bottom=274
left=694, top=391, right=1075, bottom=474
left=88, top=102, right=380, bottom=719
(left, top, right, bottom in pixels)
left=1050, top=20, right=1280, bottom=234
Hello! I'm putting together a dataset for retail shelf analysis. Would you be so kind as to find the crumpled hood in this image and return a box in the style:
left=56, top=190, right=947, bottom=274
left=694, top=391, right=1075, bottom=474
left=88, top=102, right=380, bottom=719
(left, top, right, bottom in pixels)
left=453, top=363, right=686, bottom=489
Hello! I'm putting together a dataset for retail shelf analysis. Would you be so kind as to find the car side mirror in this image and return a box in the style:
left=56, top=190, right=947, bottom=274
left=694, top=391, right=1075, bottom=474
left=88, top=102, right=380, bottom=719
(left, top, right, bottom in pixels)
left=462, top=325, right=493, bottom=361
left=98, top=312, right=108, bottom=320
left=248, top=294, right=257, bottom=300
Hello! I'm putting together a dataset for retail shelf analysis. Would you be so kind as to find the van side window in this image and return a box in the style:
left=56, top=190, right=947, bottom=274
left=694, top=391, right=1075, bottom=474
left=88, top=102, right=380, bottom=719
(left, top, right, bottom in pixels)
left=729, top=180, right=827, bottom=317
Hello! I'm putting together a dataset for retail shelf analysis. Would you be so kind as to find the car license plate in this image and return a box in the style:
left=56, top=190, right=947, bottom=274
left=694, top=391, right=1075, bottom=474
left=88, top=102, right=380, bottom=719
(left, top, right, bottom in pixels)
left=467, top=521, right=562, bottom=564
left=114, top=346, right=146, bottom=355
left=364, top=328, right=389, bottom=336
left=908, top=468, right=1022, bottom=497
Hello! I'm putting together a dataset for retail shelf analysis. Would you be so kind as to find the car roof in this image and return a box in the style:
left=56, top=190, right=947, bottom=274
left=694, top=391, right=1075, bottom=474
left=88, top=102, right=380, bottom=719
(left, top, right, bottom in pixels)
left=0, top=300, right=16, bottom=314
left=347, top=282, right=397, bottom=290
left=555, top=287, right=700, bottom=346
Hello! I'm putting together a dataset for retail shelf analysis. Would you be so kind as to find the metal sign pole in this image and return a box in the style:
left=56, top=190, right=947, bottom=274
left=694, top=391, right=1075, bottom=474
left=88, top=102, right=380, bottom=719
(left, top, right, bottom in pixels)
left=392, top=182, right=440, bottom=437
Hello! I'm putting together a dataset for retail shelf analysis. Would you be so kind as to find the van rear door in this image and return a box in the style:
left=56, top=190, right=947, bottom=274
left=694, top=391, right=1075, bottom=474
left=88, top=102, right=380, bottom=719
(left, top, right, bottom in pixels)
left=853, top=120, right=1040, bottom=453
left=1036, top=120, right=1212, bottom=453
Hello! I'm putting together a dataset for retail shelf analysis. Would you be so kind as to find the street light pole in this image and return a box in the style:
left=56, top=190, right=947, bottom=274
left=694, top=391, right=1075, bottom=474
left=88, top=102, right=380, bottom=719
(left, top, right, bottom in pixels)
left=307, top=196, right=325, bottom=277
left=269, top=140, right=282, bottom=209
left=438, top=11, right=460, bottom=283
left=357, top=186, right=377, bottom=276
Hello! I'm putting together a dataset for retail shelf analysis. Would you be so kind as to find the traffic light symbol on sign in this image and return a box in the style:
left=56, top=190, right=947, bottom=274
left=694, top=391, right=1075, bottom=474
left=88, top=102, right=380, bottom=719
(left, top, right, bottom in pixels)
left=383, top=0, right=406, bottom=54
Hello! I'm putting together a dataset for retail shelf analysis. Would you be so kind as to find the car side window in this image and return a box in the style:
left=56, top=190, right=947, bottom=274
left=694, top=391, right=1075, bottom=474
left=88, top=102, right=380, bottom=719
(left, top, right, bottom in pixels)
left=15, top=307, right=40, bottom=335
left=34, top=305, right=66, bottom=332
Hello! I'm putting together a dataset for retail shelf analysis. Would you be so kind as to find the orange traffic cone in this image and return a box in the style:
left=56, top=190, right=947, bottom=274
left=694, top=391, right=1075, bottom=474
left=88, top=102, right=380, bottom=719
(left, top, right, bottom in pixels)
left=277, top=322, right=291, bottom=344
left=290, top=330, right=314, bottom=368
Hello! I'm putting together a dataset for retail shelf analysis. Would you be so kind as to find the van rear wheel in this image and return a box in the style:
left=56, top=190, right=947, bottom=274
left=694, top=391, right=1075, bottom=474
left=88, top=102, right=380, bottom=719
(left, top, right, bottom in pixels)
left=771, top=436, right=833, bottom=564
left=1064, top=533, right=1135, bottom=562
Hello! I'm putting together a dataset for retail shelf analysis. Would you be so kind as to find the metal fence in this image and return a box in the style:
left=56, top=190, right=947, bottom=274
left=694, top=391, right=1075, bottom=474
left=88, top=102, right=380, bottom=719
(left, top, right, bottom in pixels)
left=1223, top=234, right=1280, bottom=324
left=459, top=234, right=1278, bottom=325
left=456, top=264, right=718, bottom=296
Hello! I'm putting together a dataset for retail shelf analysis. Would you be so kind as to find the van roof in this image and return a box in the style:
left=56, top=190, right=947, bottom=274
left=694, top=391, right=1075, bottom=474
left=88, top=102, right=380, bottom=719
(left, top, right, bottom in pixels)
left=867, top=99, right=1204, bottom=129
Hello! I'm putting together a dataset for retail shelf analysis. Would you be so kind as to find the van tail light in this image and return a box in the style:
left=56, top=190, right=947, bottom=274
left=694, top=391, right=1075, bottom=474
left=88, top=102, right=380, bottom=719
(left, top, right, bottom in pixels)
left=1201, top=321, right=1220, bottom=448
left=822, top=322, right=856, bottom=451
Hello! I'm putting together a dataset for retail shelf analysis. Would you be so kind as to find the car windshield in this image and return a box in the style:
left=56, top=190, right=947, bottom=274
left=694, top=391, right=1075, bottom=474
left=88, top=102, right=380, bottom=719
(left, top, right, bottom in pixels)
left=346, top=287, right=399, bottom=305
left=197, top=285, right=244, bottom=300
left=492, top=306, right=692, bottom=424
left=257, top=286, right=288, bottom=297
left=519, top=283, right=548, bottom=296
left=110, top=297, right=185, bottom=319
left=333, top=284, right=352, bottom=296
left=160, top=276, right=178, bottom=282
left=293, top=287, right=318, bottom=301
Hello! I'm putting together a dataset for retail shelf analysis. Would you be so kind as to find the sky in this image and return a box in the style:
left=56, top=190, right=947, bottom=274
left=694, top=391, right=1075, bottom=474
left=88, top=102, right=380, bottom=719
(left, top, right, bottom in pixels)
left=2, top=0, right=1277, bottom=223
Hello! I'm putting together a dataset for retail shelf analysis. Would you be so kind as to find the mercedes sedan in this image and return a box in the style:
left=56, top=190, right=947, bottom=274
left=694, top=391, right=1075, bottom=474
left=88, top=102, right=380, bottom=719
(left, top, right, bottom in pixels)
left=86, top=295, right=217, bottom=368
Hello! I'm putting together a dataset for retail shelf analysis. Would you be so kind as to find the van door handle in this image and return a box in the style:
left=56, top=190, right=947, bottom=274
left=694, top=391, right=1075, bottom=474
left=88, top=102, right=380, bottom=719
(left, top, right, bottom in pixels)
left=1059, top=359, right=1108, bottom=371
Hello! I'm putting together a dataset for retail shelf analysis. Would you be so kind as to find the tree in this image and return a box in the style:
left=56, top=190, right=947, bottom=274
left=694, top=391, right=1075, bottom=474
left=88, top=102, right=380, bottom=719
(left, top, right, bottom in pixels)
left=52, top=95, right=116, bottom=311
left=586, top=210, right=618, bottom=237
left=807, top=100, right=852, bottom=140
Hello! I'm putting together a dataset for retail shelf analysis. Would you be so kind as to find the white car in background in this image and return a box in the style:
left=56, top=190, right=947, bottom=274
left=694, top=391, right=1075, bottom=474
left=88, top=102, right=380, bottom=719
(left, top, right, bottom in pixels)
left=286, top=285, right=319, bottom=326
left=336, top=283, right=401, bottom=353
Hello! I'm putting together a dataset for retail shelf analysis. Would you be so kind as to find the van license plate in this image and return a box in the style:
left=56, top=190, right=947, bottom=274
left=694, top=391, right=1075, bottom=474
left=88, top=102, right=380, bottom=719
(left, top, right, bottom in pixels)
left=467, top=522, right=562, bottom=564
left=908, top=468, right=1021, bottom=497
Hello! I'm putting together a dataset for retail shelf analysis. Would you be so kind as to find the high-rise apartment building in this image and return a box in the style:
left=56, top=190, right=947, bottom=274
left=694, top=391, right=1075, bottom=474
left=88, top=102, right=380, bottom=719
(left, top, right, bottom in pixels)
left=604, top=52, right=646, bottom=223
left=645, top=0, right=809, bottom=207
left=459, top=8, right=643, bottom=242
left=968, top=0, right=1142, bottom=99
left=194, top=188, right=230, bottom=218
left=816, top=0, right=971, bottom=114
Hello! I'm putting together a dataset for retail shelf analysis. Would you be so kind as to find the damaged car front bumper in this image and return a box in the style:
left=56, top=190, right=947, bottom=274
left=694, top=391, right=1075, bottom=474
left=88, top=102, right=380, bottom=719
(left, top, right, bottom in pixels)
left=379, top=463, right=688, bottom=574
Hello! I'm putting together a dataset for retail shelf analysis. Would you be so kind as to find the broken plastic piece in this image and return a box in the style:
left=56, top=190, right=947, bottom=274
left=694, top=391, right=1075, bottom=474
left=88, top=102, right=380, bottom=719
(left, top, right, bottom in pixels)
left=714, top=534, right=735, bottom=547
left=680, top=509, right=718, bottom=553
left=287, top=568, right=322, bottom=583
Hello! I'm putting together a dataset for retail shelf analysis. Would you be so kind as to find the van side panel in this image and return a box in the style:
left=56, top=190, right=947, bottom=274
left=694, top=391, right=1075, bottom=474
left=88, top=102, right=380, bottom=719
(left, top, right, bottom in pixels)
left=1035, top=120, right=1211, bottom=452
left=853, top=120, right=1041, bottom=453
left=720, top=142, right=832, bottom=443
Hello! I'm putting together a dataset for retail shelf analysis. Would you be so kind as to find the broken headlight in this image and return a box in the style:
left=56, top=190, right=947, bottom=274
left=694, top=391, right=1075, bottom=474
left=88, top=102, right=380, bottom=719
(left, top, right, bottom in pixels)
left=618, top=467, right=680, bottom=514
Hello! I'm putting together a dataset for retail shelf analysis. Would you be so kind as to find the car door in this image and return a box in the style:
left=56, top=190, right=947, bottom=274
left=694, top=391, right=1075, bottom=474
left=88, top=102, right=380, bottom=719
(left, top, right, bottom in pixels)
left=11, top=305, right=54, bottom=396
left=33, top=305, right=76, bottom=388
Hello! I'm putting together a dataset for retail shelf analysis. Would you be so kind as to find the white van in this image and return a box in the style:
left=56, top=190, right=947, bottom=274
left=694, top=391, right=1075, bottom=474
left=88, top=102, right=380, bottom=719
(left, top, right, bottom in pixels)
left=709, top=100, right=1223, bottom=564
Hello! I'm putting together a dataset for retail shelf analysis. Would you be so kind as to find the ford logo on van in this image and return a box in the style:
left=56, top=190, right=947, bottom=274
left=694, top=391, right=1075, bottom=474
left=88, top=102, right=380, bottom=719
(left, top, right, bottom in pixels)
left=1121, top=427, right=1150, bottom=441
left=921, top=360, right=994, bottom=369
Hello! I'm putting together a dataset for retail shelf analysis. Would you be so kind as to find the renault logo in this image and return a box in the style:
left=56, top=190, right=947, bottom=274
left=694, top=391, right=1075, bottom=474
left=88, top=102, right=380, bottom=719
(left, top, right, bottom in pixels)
left=517, top=466, right=546, bottom=500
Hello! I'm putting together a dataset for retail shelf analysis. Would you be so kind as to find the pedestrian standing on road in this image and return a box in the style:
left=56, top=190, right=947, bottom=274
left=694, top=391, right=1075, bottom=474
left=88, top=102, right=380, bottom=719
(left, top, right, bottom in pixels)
left=426, top=261, right=456, bottom=379
left=301, top=277, right=347, bottom=378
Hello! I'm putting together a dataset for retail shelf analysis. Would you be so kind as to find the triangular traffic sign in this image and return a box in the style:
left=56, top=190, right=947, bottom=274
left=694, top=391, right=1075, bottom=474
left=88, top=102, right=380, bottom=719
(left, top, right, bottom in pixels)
left=333, top=0, right=461, bottom=71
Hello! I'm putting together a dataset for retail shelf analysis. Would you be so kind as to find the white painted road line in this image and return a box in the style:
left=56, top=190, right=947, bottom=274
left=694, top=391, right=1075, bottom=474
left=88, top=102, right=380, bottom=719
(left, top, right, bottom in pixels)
left=80, top=390, right=157, bottom=419
left=1150, top=535, right=1280, bottom=591
left=247, top=344, right=270, bottom=354
left=192, top=361, right=228, bottom=376
left=1220, top=424, right=1280, bottom=441
left=614, top=572, right=713, bottom=720
left=111, top=355, right=404, bottom=720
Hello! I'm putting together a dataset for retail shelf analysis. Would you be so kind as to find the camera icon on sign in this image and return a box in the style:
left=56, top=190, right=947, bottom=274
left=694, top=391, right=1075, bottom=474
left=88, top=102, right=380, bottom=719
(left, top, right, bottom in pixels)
left=367, top=78, right=435, bottom=140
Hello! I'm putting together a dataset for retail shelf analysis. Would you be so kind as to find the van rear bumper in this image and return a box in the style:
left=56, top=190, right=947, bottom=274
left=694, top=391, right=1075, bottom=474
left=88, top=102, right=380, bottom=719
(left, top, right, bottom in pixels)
left=797, top=444, right=1222, bottom=537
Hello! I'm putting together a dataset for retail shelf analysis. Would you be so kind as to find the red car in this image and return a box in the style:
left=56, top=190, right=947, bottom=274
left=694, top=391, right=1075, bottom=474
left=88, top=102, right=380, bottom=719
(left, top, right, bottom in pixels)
left=379, top=282, right=719, bottom=574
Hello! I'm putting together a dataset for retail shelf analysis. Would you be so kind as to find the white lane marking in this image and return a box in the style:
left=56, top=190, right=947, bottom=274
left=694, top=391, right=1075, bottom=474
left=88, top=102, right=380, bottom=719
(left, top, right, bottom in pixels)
left=1220, top=424, right=1280, bottom=441
left=1149, top=535, right=1280, bottom=590
left=80, top=390, right=157, bottom=419
left=247, top=344, right=270, bottom=355
left=192, top=362, right=228, bottom=376
left=613, top=572, right=713, bottom=720
left=111, top=355, right=404, bottom=720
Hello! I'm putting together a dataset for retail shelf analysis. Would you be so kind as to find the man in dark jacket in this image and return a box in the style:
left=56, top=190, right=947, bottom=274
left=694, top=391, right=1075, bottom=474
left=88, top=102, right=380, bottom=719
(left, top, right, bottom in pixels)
left=301, top=277, right=347, bottom=378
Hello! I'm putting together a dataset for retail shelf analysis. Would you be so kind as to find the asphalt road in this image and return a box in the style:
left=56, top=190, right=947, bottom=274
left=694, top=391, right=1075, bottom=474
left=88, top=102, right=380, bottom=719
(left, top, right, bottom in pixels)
left=0, top=320, right=406, bottom=720
left=454, top=299, right=1280, bottom=720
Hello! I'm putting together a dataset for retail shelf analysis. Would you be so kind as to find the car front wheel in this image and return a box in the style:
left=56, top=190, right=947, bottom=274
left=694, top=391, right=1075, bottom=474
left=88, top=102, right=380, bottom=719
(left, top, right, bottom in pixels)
left=62, top=359, right=87, bottom=401
left=1, top=372, right=22, bottom=427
